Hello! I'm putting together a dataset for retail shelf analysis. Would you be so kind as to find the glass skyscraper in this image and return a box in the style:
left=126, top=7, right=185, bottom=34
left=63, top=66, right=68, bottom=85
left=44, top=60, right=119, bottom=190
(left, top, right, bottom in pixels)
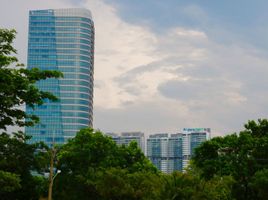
left=26, top=8, right=94, bottom=145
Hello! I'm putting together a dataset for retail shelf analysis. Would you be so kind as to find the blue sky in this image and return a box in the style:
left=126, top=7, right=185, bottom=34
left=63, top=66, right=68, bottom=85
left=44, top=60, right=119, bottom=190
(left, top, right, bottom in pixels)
left=1, top=0, right=268, bottom=136
left=103, top=0, right=268, bottom=49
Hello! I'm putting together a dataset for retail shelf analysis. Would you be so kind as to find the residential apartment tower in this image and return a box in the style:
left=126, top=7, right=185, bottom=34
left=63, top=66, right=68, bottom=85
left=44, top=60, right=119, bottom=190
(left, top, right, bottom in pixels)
left=106, top=132, right=145, bottom=153
left=147, top=133, right=183, bottom=173
left=147, top=129, right=210, bottom=173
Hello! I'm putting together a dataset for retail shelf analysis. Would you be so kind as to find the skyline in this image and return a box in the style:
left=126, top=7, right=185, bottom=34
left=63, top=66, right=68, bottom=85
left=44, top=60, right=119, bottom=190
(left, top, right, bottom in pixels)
left=1, top=0, right=268, bottom=136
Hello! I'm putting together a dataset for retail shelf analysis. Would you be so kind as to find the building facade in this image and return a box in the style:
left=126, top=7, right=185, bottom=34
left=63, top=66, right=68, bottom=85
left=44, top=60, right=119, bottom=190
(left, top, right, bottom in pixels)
left=147, top=129, right=210, bottom=173
left=182, top=128, right=211, bottom=170
left=106, top=132, right=145, bottom=153
left=26, top=8, right=94, bottom=145
left=147, top=133, right=183, bottom=173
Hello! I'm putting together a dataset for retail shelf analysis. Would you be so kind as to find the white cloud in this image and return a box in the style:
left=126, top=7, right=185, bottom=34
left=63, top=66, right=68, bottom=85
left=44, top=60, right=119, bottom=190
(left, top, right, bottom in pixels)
left=1, top=0, right=268, bottom=136
left=79, top=0, right=268, bottom=135
left=81, top=0, right=158, bottom=108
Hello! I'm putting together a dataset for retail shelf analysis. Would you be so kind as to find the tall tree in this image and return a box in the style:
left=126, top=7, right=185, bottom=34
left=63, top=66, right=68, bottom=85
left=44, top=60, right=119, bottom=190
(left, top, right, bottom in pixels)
left=0, top=28, right=62, bottom=199
left=54, top=128, right=157, bottom=200
left=0, top=132, right=49, bottom=200
left=0, top=28, right=62, bottom=130
left=192, top=119, right=268, bottom=200
left=250, top=169, right=268, bottom=200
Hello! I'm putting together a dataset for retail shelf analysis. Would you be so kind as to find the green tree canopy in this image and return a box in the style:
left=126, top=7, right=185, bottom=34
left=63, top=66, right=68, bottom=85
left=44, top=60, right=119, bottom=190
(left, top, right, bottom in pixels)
left=250, top=169, right=268, bottom=200
left=54, top=128, right=157, bottom=200
left=0, top=132, right=49, bottom=200
left=192, top=119, right=268, bottom=200
left=0, top=28, right=62, bottom=130
left=0, top=170, right=21, bottom=195
left=0, top=28, right=62, bottom=199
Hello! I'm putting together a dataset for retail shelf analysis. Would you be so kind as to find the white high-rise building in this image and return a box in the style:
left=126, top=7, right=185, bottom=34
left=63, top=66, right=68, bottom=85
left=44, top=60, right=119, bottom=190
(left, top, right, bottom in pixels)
left=182, top=128, right=211, bottom=170
left=147, top=133, right=183, bottom=173
left=106, top=132, right=145, bottom=153
left=147, top=129, right=211, bottom=173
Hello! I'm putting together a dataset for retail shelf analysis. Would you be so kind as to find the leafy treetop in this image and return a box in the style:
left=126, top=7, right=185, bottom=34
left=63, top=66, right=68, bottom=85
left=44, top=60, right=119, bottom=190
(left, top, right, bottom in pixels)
left=0, top=28, right=62, bottom=130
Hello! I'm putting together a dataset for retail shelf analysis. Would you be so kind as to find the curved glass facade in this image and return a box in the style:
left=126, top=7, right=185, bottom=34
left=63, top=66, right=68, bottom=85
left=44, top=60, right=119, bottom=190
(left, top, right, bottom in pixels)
left=26, top=8, right=94, bottom=145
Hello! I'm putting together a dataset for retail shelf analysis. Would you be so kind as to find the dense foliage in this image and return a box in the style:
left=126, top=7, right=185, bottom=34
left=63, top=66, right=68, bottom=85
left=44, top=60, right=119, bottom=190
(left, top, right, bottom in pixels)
left=53, top=128, right=158, bottom=200
left=0, top=28, right=61, bottom=199
left=0, top=128, right=235, bottom=200
left=192, top=119, right=268, bottom=200
left=0, top=28, right=62, bottom=130
left=0, top=132, right=48, bottom=200
left=1, top=123, right=268, bottom=200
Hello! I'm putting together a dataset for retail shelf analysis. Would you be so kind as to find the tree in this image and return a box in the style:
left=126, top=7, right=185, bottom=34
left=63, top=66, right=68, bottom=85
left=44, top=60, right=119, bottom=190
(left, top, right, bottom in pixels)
left=192, top=119, right=268, bottom=200
left=116, top=141, right=158, bottom=173
left=250, top=169, right=268, bottom=200
left=0, top=28, right=62, bottom=130
left=0, top=170, right=21, bottom=195
left=0, top=132, right=49, bottom=200
left=53, top=128, right=157, bottom=200
left=94, top=168, right=162, bottom=200
left=156, top=164, right=234, bottom=200
left=0, top=28, right=62, bottom=199
left=159, top=172, right=198, bottom=200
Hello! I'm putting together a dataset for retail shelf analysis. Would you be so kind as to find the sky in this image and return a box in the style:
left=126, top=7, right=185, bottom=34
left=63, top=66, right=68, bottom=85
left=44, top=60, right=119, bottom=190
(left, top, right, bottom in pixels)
left=1, top=0, right=268, bottom=136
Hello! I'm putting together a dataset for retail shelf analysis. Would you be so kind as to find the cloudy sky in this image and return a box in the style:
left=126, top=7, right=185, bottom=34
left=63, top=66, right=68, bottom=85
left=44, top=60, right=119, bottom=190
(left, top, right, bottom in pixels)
left=1, top=0, right=268, bottom=136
